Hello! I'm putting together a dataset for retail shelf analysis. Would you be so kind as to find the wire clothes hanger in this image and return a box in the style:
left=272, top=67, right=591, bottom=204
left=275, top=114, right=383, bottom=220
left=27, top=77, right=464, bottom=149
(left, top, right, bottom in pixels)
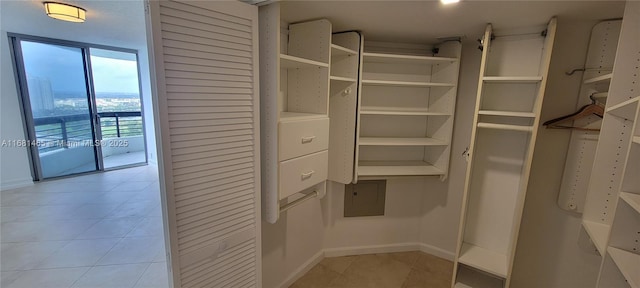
left=543, top=93, right=605, bottom=131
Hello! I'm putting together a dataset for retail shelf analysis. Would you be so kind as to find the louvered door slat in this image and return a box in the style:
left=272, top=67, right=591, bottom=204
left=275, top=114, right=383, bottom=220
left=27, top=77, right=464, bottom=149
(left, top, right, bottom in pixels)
left=172, top=142, right=253, bottom=158
left=174, top=163, right=253, bottom=184
left=178, top=208, right=254, bottom=237
left=172, top=135, right=251, bottom=148
left=165, top=78, right=252, bottom=88
left=181, top=240, right=254, bottom=280
left=168, top=111, right=252, bottom=120
left=177, top=193, right=254, bottom=222
left=174, top=156, right=253, bottom=173
left=173, top=143, right=253, bottom=165
left=178, top=218, right=254, bottom=254
left=164, top=55, right=251, bottom=71
left=148, top=0, right=259, bottom=287
left=163, top=37, right=252, bottom=56
left=169, top=118, right=253, bottom=129
left=165, top=62, right=251, bottom=76
left=174, top=175, right=254, bottom=199
left=163, top=44, right=252, bottom=61
left=176, top=183, right=254, bottom=209
left=165, top=71, right=252, bottom=83
left=160, top=1, right=251, bottom=31
left=161, top=28, right=251, bottom=47
left=185, top=255, right=254, bottom=288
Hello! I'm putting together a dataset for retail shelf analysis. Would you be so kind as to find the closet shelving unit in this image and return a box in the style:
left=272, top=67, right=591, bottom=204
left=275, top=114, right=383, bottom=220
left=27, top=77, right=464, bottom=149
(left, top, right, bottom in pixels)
left=452, top=19, right=557, bottom=288
left=584, top=3, right=640, bottom=286
left=556, top=20, right=621, bottom=214
left=353, top=41, right=461, bottom=182
left=328, top=32, right=362, bottom=185
left=259, top=3, right=331, bottom=223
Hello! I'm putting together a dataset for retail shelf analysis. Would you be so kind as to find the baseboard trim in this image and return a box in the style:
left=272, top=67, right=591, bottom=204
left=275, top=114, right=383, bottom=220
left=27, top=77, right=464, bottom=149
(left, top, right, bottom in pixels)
left=324, top=242, right=421, bottom=258
left=277, top=250, right=324, bottom=288
left=273, top=243, right=455, bottom=288
left=0, top=178, right=33, bottom=191
left=418, top=243, right=455, bottom=261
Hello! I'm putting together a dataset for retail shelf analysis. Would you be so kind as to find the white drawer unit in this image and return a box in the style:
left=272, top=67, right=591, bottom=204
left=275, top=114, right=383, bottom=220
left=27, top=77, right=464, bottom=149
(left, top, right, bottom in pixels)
left=278, top=117, right=330, bottom=161
left=279, top=150, right=329, bottom=200
left=259, top=7, right=333, bottom=223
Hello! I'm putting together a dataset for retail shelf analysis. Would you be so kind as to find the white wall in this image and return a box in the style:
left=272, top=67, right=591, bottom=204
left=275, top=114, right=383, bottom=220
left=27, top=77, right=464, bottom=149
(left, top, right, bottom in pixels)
left=511, top=18, right=603, bottom=288
left=0, top=29, right=33, bottom=189
left=0, top=0, right=156, bottom=189
left=323, top=179, right=424, bottom=252
left=262, top=198, right=325, bottom=288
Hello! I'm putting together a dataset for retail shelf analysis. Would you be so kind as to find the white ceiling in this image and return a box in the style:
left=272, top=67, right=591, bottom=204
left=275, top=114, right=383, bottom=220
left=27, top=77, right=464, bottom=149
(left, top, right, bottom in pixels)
left=0, top=1, right=625, bottom=49
left=0, top=0, right=147, bottom=50
left=280, top=0, right=625, bottom=44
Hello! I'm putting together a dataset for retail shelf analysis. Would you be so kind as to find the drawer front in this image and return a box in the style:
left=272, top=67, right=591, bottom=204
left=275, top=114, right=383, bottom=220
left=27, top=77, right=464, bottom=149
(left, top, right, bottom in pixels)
left=279, top=118, right=329, bottom=161
left=279, top=150, right=328, bottom=199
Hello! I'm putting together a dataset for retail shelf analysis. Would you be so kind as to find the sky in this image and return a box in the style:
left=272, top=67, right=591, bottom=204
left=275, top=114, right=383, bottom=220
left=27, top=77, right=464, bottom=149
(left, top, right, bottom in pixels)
left=21, top=40, right=140, bottom=96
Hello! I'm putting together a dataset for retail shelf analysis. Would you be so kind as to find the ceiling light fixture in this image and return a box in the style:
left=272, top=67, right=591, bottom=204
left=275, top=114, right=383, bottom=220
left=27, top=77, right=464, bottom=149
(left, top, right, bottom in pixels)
left=441, top=0, right=460, bottom=4
left=43, top=2, right=86, bottom=23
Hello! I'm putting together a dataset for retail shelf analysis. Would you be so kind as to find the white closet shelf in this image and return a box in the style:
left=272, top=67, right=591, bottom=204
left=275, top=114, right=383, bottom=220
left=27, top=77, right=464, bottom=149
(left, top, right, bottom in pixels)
left=279, top=112, right=327, bottom=122
left=280, top=54, right=329, bottom=69
left=606, top=96, right=640, bottom=119
left=620, top=192, right=640, bottom=214
left=363, top=52, right=457, bottom=65
left=482, top=76, right=542, bottom=83
left=357, top=161, right=444, bottom=177
left=360, top=106, right=450, bottom=116
left=362, top=79, right=455, bottom=87
left=478, top=110, right=536, bottom=118
left=359, top=137, right=448, bottom=146
left=458, top=243, right=508, bottom=278
left=582, top=220, right=610, bottom=255
left=607, top=247, right=640, bottom=288
left=633, top=136, right=640, bottom=145
left=477, top=122, right=533, bottom=132
left=583, top=73, right=613, bottom=85
left=331, top=44, right=358, bottom=57
left=330, top=75, right=357, bottom=83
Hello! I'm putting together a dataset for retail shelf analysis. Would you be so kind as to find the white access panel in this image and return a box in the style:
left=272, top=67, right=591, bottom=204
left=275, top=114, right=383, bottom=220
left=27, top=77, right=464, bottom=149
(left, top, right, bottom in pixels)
left=146, top=1, right=261, bottom=287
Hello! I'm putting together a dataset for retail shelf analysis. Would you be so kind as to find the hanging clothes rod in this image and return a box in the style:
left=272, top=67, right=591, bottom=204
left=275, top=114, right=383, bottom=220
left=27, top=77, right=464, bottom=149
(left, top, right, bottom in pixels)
left=279, top=190, right=318, bottom=213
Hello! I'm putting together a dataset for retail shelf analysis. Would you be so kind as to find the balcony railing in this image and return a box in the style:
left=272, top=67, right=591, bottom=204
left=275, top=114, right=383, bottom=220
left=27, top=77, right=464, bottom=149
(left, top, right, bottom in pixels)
left=33, top=111, right=142, bottom=153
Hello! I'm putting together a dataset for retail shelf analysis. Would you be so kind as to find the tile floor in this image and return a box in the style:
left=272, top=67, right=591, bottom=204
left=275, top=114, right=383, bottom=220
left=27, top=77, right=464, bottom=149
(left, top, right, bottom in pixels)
left=1, top=165, right=169, bottom=288
left=291, top=251, right=453, bottom=288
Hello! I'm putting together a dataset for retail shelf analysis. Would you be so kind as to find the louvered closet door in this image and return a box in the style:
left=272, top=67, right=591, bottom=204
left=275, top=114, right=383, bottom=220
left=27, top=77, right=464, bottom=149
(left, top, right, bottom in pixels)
left=146, top=1, right=261, bottom=287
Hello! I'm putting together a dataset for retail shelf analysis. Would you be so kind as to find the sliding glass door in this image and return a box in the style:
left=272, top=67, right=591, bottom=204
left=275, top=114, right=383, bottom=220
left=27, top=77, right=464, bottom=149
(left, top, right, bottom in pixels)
left=90, top=48, right=146, bottom=169
left=17, top=40, right=98, bottom=179
left=11, top=35, right=146, bottom=180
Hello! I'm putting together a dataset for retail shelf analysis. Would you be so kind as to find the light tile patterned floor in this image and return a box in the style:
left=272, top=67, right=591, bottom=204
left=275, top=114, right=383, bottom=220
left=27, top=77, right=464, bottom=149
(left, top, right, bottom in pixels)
left=291, top=252, right=453, bottom=288
left=0, top=165, right=169, bottom=288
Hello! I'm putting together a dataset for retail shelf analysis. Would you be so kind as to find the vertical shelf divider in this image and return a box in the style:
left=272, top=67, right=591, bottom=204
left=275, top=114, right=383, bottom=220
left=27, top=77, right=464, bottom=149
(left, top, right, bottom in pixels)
left=453, top=18, right=558, bottom=288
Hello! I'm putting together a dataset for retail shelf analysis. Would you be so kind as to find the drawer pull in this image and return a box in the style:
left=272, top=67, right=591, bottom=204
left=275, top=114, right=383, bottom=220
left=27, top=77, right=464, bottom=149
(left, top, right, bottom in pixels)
left=301, top=136, right=316, bottom=144
left=301, top=170, right=315, bottom=179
